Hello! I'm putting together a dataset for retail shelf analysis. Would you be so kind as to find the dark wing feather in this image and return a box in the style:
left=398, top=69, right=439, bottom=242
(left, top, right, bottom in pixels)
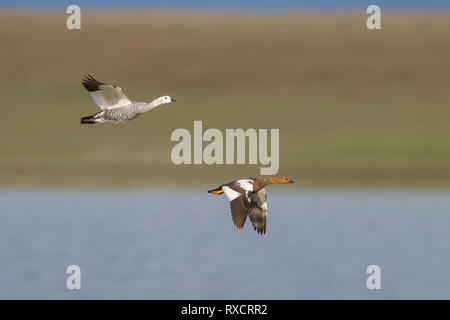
left=81, top=75, right=131, bottom=110
left=248, top=189, right=268, bottom=235
left=81, top=74, right=105, bottom=92
left=230, top=195, right=250, bottom=229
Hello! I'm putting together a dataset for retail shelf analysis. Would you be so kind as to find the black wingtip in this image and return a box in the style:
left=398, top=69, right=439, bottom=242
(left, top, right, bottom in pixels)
left=81, top=74, right=103, bottom=92
left=80, top=115, right=97, bottom=124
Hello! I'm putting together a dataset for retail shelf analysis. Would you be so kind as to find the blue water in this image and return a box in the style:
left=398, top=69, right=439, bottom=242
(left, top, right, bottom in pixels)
left=0, top=189, right=449, bottom=299
left=2, top=0, right=450, bottom=11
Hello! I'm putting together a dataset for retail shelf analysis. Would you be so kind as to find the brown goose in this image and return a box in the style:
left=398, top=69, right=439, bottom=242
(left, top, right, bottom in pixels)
left=208, top=176, right=294, bottom=235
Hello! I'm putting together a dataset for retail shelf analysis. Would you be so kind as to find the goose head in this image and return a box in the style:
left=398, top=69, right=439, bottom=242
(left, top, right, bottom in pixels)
left=152, top=95, right=176, bottom=106
left=271, top=176, right=295, bottom=184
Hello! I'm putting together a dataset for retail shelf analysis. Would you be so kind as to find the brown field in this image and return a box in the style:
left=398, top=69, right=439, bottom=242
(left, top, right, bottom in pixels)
left=0, top=12, right=449, bottom=188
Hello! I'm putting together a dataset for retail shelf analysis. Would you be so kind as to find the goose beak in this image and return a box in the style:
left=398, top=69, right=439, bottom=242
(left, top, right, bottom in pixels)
left=171, top=98, right=176, bottom=102
left=289, top=179, right=295, bottom=184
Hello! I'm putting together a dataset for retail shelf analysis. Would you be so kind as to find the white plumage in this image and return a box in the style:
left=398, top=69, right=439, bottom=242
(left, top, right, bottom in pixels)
left=80, top=75, right=176, bottom=124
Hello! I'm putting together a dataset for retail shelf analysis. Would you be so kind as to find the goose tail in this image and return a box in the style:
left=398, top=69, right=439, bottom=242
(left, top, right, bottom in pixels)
left=81, top=114, right=97, bottom=124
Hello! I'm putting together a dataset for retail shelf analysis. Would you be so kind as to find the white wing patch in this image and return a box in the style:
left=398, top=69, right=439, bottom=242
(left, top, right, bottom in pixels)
left=90, top=85, right=132, bottom=110
left=222, top=186, right=241, bottom=201
left=236, top=179, right=254, bottom=192
left=90, top=92, right=109, bottom=109
left=222, top=179, right=254, bottom=202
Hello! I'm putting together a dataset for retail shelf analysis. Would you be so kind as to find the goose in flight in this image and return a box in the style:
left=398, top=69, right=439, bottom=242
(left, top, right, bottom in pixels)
left=80, top=75, right=176, bottom=124
left=208, top=176, right=294, bottom=235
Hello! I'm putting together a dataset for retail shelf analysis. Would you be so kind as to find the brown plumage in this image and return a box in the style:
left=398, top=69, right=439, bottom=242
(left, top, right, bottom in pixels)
left=230, top=196, right=250, bottom=229
left=208, top=176, right=294, bottom=235
left=248, top=189, right=267, bottom=234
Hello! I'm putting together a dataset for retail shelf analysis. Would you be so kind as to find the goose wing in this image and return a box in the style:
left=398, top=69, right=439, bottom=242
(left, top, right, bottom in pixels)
left=222, top=179, right=254, bottom=229
left=248, top=188, right=268, bottom=235
left=230, top=196, right=250, bottom=229
left=82, top=75, right=132, bottom=110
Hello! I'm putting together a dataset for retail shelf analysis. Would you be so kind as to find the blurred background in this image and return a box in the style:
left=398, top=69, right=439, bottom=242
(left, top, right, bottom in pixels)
left=0, top=0, right=449, bottom=299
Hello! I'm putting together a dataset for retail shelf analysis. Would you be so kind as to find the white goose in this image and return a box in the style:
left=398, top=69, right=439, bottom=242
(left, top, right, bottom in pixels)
left=80, top=75, right=176, bottom=124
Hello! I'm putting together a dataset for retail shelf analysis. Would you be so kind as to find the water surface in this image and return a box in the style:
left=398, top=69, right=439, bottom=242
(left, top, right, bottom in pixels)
left=0, top=189, right=449, bottom=299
